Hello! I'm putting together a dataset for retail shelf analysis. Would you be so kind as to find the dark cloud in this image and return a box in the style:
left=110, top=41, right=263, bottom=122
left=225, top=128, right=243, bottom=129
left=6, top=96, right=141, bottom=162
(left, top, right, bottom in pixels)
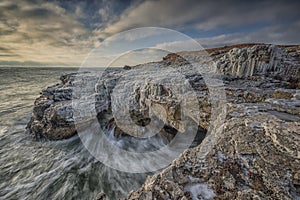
left=97, top=0, right=300, bottom=36
left=0, top=0, right=299, bottom=64
left=0, top=0, right=94, bottom=63
left=0, top=54, right=19, bottom=57
left=0, top=3, right=18, bottom=11
left=196, top=20, right=300, bottom=48
left=22, top=8, right=56, bottom=18
left=0, top=47, right=20, bottom=60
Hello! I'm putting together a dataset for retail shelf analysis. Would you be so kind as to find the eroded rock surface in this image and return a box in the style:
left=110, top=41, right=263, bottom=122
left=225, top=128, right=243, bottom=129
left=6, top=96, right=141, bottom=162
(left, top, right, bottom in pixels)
left=25, top=44, right=300, bottom=199
left=125, top=101, right=300, bottom=199
left=123, top=45, right=300, bottom=199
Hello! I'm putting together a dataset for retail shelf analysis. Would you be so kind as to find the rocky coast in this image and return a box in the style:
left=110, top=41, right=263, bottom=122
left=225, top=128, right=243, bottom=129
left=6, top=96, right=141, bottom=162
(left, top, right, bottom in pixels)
left=26, top=44, right=300, bottom=199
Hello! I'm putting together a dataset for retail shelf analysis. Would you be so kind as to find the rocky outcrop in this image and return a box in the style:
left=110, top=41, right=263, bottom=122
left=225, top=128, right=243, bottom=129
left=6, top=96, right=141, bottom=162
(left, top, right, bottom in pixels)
left=26, top=44, right=300, bottom=199
left=125, top=100, right=300, bottom=199
left=122, top=44, right=300, bottom=199
left=214, top=45, right=300, bottom=80
left=26, top=84, right=75, bottom=140
left=26, top=44, right=299, bottom=140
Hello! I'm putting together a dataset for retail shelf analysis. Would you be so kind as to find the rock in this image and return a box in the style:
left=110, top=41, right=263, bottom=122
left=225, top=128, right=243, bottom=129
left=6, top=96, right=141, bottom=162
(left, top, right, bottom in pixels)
left=122, top=44, right=300, bottom=199
left=125, top=101, right=300, bottom=199
left=94, top=192, right=109, bottom=200
left=27, top=44, right=300, bottom=141
left=27, top=100, right=76, bottom=140
left=163, top=53, right=189, bottom=66
left=274, top=89, right=294, bottom=99
left=25, top=44, right=300, bottom=198
left=123, top=65, right=131, bottom=70
left=26, top=73, right=80, bottom=140
left=295, top=90, right=300, bottom=100
left=213, top=45, right=300, bottom=81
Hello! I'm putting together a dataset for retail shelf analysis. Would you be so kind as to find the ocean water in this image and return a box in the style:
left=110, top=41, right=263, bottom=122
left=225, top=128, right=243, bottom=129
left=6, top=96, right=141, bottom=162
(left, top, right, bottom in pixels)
left=0, top=67, right=148, bottom=200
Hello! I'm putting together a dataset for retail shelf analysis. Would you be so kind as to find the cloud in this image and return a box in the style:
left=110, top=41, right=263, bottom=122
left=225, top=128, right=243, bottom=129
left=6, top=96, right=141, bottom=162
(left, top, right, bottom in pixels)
left=152, top=20, right=300, bottom=51
left=84, top=48, right=166, bottom=67
left=0, top=0, right=95, bottom=64
left=95, top=0, right=300, bottom=40
left=196, top=20, right=300, bottom=48
left=1, top=0, right=300, bottom=65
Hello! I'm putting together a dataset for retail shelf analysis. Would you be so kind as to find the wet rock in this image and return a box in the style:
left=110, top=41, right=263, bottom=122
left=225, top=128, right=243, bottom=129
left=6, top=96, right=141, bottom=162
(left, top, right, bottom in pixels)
left=295, top=90, right=300, bottom=100
left=27, top=100, right=76, bottom=140
left=26, top=73, right=81, bottom=140
left=94, top=192, right=109, bottom=200
left=123, top=65, right=131, bottom=70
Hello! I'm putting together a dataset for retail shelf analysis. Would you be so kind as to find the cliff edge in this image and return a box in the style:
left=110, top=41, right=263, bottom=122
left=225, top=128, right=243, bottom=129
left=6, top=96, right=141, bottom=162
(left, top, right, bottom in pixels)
left=25, top=44, right=300, bottom=199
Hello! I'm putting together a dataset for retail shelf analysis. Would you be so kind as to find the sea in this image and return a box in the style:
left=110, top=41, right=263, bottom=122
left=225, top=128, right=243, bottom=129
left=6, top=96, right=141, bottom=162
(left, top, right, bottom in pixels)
left=0, top=67, right=148, bottom=200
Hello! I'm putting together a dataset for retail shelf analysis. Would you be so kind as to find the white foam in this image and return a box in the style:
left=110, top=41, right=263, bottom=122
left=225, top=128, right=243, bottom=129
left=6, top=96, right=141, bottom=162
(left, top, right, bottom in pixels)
left=0, top=126, right=8, bottom=135
left=184, top=183, right=216, bottom=200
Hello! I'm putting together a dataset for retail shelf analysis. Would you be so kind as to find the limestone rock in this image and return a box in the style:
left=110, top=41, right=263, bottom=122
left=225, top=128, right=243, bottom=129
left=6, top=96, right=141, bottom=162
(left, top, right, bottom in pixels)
left=123, top=65, right=132, bottom=70
left=125, top=100, right=300, bottom=199
left=27, top=44, right=300, bottom=141
left=95, top=192, right=109, bottom=200
left=213, top=45, right=300, bottom=81
left=26, top=44, right=300, bottom=199
left=274, top=89, right=295, bottom=99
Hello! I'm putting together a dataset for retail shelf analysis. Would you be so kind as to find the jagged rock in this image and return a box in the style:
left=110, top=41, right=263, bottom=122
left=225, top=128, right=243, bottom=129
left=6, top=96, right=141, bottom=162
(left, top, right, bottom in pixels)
left=26, top=44, right=300, bottom=199
left=123, top=65, right=131, bottom=70
left=121, top=44, right=300, bottom=200
left=213, top=45, right=300, bottom=81
left=27, top=99, right=76, bottom=140
left=27, top=44, right=299, bottom=140
left=274, top=89, right=295, bottom=99
left=94, top=192, right=109, bottom=200
left=125, top=100, right=300, bottom=199
left=26, top=74, right=78, bottom=140
left=295, top=90, right=300, bottom=100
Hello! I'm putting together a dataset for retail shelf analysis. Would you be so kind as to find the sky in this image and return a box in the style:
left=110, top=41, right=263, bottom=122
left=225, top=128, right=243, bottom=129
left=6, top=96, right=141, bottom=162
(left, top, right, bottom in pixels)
left=1, top=0, right=300, bottom=66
